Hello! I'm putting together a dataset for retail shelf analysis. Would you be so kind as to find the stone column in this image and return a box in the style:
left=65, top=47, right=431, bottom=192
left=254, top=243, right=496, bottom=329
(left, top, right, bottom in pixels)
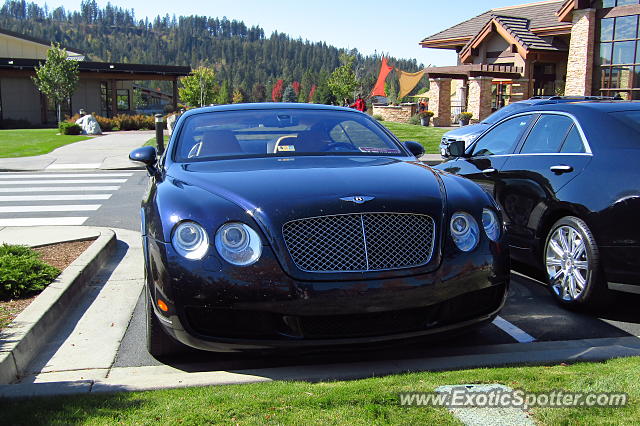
left=428, top=78, right=452, bottom=127
left=565, top=9, right=596, bottom=96
left=468, top=77, right=493, bottom=122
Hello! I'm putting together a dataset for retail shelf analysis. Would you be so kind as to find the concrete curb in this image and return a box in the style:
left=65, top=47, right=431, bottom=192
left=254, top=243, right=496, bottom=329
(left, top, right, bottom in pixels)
left=0, top=229, right=117, bottom=384
left=1, top=335, right=640, bottom=397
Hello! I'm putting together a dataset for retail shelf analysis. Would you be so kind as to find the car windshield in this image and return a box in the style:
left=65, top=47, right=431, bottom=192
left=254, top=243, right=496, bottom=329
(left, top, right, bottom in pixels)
left=482, top=102, right=532, bottom=124
left=173, top=109, right=404, bottom=161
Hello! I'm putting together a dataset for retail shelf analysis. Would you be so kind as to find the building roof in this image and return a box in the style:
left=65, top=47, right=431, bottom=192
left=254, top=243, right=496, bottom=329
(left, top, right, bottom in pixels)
left=0, top=58, right=190, bottom=80
left=421, top=0, right=568, bottom=47
left=491, top=15, right=565, bottom=51
left=0, top=27, right=85, bottom=56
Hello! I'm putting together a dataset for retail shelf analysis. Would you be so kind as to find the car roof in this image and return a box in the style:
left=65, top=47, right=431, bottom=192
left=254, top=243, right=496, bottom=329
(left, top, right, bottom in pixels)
left=180, top=103, right=357, bottom=118
left=513, top=100, right=640, bottom=113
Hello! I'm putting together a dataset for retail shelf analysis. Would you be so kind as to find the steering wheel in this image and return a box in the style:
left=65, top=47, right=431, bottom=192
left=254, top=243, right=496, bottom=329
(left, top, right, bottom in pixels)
left=323, top=142, right=357, bottom=152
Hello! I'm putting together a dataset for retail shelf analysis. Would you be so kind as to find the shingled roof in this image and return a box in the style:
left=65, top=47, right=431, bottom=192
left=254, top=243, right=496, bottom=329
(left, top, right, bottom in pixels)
left=422, top=0, right=568, bottom=46
left=492, top=15, right=565, bottom=51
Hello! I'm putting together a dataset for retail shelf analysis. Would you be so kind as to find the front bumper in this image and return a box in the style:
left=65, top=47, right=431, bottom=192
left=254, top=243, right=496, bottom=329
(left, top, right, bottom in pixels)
left=145, top=238, right=510, bottom=352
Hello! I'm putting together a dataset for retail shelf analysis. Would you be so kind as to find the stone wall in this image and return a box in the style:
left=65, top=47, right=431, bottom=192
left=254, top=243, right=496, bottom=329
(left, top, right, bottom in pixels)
left=565, top=8, right=596, bottom=96
left=371, top=104, right=417, bottom=123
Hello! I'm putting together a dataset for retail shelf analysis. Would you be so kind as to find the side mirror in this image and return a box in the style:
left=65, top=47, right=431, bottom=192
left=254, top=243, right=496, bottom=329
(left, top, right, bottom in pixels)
left=129, top=146, right=161, bottom=179
left=403, top=141, right=425, bottom=158
left=448, top=140, right=467, bottom=158
left=129, top=146, right=157, bottom=165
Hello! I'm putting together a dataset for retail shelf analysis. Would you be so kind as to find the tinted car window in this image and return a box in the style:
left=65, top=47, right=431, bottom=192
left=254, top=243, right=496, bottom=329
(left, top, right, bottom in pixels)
left=520, top=115, right=574, bottom=154
left=560, top=126, right=586, bottom=153
left=482, top=102, right=532, bottom=124
left=472, top=115, right=534, bottom=156
left=174, top=109, right=402, bottom=161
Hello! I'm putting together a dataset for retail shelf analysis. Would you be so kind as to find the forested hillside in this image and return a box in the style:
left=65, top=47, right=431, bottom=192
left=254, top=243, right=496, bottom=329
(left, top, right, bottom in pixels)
left=0, top=0, right=426, bottom=102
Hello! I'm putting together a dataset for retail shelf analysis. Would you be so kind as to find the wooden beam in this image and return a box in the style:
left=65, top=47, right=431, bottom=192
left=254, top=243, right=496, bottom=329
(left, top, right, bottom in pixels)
left=110, top=79, right=117, bottom=118
left=172, top=77, right=178, bottom=110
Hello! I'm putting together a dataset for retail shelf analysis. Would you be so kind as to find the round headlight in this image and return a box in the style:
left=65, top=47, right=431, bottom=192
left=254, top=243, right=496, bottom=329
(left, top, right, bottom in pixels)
left=450, top=212, right=479, bottom=252
left=172, top=221, right=209, bottom=260
left=482, top=208, right=501, bottom=242
left=215, top=222, right=262, bottom=266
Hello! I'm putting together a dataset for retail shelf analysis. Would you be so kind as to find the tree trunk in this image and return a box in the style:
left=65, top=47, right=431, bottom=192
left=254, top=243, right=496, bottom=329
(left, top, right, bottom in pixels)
left=57, top=103, right=61, bottom=124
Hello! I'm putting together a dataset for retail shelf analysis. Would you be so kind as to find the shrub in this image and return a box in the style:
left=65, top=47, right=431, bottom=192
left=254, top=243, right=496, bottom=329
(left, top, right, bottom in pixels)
left=114, top=114, right=155, bottom=131
left=408, top=114, right=421, bottom=126
left=58, top=121, right=82, bottom=135
left=0, top=244, right=60, bottom=300
left=372, top=114, right=384, bottom=121
left=94, top=115, right=116, bottom=132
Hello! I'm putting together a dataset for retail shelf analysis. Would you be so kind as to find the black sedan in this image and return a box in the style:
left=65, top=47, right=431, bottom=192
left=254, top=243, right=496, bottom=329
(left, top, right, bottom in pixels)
left=437, top=101, right=640, bottom=309
left=129, top=103, right=509, bottom=357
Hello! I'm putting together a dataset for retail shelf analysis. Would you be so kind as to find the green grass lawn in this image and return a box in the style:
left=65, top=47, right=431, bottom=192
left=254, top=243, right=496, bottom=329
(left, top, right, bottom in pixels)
left=382, top=121, right=447, bottom=154
left=144, top=135, right=169, bottom=147
left=3, top=357, right=639, bottom=424
left=0, top=129, right=92, bottom=158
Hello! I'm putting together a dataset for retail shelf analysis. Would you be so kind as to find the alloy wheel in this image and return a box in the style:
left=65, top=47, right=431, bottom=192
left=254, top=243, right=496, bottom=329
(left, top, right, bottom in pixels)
left=545, top=225, right=589, bottom=302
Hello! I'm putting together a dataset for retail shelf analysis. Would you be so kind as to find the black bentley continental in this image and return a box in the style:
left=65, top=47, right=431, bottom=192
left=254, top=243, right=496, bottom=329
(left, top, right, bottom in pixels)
left=129, top=103, right=509, bottom=357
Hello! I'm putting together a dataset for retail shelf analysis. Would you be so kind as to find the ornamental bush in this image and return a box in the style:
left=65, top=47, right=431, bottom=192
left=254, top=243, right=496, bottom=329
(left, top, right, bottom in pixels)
left=409, top=114, right=421, bottom=126
left=58, top=121, right=82, bottom=135
left=0, top=244, right=60, bottom=300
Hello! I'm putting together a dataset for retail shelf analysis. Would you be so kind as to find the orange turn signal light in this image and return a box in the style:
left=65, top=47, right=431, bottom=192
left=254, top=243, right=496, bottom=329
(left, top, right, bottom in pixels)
left=157, top=299, right=169, bottom=312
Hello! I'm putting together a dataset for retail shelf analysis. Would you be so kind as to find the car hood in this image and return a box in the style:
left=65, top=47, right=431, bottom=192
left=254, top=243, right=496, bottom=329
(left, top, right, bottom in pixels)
left=166, top=156, right=447, bottom=281
left=443, top=123, right=490, bottom=140
left=167, top=156, right=445, bottom=226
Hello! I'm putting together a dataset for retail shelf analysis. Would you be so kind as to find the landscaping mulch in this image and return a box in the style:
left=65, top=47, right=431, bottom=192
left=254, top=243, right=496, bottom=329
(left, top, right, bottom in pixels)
left=0, top=239, right=95, bottom=330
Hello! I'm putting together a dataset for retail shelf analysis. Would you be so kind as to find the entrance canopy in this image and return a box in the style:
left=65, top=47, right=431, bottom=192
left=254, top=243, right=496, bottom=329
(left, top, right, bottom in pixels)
left=424, top=64, right=524, bottom=80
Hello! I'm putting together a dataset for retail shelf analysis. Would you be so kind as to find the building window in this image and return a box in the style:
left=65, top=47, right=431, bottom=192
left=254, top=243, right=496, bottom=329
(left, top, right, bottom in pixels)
left=116, top=89, right=130, bottom=112
left=599, top=0, right=640, bottom=7
left=100, top=81, right=111, bottom=117
left=596, top=13, right=640, bottom=99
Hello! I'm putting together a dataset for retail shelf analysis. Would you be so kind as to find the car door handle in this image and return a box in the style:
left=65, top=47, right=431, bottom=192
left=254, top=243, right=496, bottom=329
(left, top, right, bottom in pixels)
left=481, top=168, right=498, bottom=176
left=550, top=165, right=574, bottom=174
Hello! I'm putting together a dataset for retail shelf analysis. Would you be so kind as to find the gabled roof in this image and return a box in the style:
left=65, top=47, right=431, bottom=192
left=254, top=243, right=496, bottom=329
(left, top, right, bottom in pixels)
left=421, top=0, right=570, bottom=49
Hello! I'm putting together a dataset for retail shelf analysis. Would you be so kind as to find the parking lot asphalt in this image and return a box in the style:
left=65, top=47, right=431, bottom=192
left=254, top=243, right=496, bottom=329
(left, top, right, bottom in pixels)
left=111, top=270, right=640, bottom=372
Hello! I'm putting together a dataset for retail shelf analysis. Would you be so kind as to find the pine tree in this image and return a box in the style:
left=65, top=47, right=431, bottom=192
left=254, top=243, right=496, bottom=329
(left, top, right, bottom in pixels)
left=282, top=84, right=297, bottom=103
left=218, top=80, right=230, bottom=104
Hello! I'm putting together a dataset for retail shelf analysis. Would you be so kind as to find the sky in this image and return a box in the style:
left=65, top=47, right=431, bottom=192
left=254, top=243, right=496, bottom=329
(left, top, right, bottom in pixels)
left=33, top=0, right=550, bottom=66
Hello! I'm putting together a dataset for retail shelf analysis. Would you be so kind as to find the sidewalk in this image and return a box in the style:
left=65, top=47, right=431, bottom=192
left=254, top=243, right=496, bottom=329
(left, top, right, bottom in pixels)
left=0, top=131, right=154, bottom=172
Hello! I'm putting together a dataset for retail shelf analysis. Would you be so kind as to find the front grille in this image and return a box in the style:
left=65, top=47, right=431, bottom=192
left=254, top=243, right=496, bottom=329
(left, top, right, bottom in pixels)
left=282, top=213, right=435, bottom=272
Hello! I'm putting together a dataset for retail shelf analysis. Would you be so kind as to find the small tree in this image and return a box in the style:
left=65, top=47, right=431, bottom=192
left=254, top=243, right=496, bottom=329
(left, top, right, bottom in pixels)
left=178, top=66, right=218, bottom=107
left=32, top=43, right=79, bottom=123
left=218, top=80, right=231, bottom=105
left=232, top=88, right=244, bottom=104
left=251, top=82, right=266, bottom=102
left=282, top=84, right=297, bottom=103
left=271, top=79, right=284, bottom=102
left=327, top=54, right=358, bottom=104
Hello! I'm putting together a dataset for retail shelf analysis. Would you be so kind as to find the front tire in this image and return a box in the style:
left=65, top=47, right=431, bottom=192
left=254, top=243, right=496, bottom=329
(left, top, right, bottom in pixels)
left=543, top=216, right=608, bottom=310
left=145, top=289, right=184, bottom=359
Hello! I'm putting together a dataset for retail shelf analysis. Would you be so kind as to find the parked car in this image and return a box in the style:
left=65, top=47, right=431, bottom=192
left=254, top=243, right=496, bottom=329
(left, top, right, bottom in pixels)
left=440, top=96, right=618, bottom=159
left=436, top=101, right=640, bottom=309
left=129, top=103, right=510, bottom=357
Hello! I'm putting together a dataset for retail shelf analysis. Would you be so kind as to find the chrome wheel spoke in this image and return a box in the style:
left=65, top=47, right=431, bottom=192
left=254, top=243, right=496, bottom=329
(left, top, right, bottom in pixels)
left=573, top=260, right=588, bottom=271
left=546, top=257, right=563, bottom=267
left=568, top=274, right=578, bottom=299
left=571, top=240, right=585, bottom=259
left=549, top=239, right=564, bottom=258
left=559, top=229, right=570, bottom=252
left=573, top=269, right=586, bottom=290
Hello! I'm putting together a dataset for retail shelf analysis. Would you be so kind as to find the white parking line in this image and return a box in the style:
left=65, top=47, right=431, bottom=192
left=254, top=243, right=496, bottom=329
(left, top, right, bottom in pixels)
left=0, top=186, right=120, bottom=193
left=0, top=194, right=112, bottom=202
left=46, top=163, right=101, bottom=170
left=0, top=173, right=133, bottom=179
left=0, top=217, right=88, bottom=226
left=492, top=316, right=536, bottom=343
left=0, top=205, right=102, bottom=213
left=0, top=179, right=127, bottom=185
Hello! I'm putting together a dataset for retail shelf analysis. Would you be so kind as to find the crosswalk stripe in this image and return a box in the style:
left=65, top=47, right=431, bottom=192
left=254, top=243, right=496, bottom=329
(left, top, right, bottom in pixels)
left=0, top=205, right=102, bottom=213
left=0, top=173, right=133, bottom=179
left=1, top=179, right=127, bottom=185
left=0, top=194, right=112, bottom=202
left=0, top=186, right=120, bottom=193
left=46, top=163, right=101, bottom=170
left=0, top=217, right=88, bottom=226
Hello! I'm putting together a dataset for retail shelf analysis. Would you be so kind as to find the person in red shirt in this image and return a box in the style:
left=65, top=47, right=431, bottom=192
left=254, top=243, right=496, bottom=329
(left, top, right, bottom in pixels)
left=350, top=96, right=366, bottom=112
